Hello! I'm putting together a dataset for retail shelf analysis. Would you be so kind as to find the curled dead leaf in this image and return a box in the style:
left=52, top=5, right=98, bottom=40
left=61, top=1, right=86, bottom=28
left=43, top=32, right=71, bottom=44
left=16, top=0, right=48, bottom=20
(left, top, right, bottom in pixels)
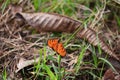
left=15, top=12, right=81, bottom=33
left=76, top=27, right=120, bottom=62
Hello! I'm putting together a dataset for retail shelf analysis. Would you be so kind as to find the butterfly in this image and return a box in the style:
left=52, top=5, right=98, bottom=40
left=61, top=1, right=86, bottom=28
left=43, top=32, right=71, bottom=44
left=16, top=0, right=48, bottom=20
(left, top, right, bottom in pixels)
left=47, top=38, right=66, bottom=57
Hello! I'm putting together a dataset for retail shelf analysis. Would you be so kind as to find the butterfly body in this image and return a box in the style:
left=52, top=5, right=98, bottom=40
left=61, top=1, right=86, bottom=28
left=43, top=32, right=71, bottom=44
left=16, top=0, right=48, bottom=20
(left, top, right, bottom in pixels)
left=47, top=39, right=66, bottom=57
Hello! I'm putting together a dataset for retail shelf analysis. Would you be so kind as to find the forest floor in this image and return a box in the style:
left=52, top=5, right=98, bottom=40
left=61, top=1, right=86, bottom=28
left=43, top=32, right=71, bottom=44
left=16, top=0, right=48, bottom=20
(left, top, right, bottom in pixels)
left=0, top=0, right=120, bottom=80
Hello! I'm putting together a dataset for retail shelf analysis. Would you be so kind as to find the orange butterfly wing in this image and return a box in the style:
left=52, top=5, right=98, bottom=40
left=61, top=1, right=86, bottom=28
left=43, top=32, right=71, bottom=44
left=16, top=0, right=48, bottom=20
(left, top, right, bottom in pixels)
left=52, top=44, right=58, bottom=52
left=48, top=39, right=66, bottom=57
left=56, top=43, right=66, bottom=57
left=48, top=39, right=59, bottom=48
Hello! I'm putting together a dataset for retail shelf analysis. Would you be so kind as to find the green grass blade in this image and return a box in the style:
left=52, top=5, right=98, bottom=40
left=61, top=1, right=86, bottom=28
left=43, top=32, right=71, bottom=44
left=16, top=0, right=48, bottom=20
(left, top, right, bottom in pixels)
left=33, top=0, right=41, bottom=11
left=1, top=0, right=10, bottom=14
left=75, top=45, right=88, bottom=73
left=99, top=58, right=117, bottom=73
left=2, top=68, right=7, bottom=80
left=44, top=64, right=57, bottom=80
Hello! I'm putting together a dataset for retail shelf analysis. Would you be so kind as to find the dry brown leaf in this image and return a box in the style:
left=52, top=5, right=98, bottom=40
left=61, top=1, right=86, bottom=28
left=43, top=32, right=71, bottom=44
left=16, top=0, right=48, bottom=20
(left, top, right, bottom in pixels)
left=15, top=12, right=81, bottom=33
left=102, top=68, right=115, bottom=80
left=102, top=68, right=120, bottom=80
left=76, top=27, right=120, bottom=62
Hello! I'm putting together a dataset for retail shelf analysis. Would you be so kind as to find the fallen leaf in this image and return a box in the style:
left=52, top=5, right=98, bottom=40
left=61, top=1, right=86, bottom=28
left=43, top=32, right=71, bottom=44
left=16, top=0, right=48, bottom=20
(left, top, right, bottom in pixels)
left=103, top=68, right=115, bottom=80
left=77, top=27, right=120, bottom=62
left=16, top=57, right=39, bottom=73
left=15, top=12, right=81, bottom=33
